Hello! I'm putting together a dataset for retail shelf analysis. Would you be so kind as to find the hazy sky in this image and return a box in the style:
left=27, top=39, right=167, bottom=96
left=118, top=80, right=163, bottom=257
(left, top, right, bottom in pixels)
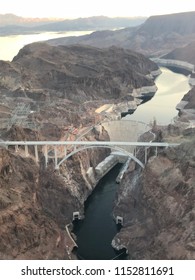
left=1, top=0, right=195, bottom=18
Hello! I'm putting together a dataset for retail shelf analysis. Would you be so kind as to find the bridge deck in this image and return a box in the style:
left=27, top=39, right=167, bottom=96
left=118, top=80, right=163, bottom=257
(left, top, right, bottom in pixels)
left=0, top=140, right=180, bottom=169
left=1, top=141, right=180, bottom=147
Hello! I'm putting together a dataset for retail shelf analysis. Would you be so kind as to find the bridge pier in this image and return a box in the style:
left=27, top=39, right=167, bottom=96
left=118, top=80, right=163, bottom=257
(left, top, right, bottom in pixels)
left=44, top=145, right=48, bottom=168
left=64, top=146, right=67, bottom=157
left=34, top=145, right=39, bottom=163
left=134, top=147, right=137, bottom=157
left=54, top=146, right=58, bottom=168
left=155, top=146, right=158, bottom=157
left=144, top=147, right=147, bottom=164
left=24, top=145, right=29, bottom=157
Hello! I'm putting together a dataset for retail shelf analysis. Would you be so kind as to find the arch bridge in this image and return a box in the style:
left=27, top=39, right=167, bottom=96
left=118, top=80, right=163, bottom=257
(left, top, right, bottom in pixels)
left=1, top=140, right=180, bottom=169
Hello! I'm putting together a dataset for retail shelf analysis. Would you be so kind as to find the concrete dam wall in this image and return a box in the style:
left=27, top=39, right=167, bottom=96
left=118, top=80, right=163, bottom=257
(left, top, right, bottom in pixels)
left=102, top=119, right=150, bottom=153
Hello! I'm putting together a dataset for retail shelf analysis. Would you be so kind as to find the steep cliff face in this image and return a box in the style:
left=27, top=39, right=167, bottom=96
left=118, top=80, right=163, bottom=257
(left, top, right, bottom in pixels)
left=0, top=148, right=71, bottom=259
left=141, top=12, right=195, bottom=34
left=113, top=140, right=195, bottom=259
left=0, top=124, right=109, bottom=259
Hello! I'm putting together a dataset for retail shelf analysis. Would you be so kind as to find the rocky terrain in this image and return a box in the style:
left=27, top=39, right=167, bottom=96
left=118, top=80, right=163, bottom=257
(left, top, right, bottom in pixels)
left=113, top=131, right=195, bottom=259
left=0, top=41, right=160, bottom=259
left=11, top=43, right=157, bottom=100
left=0, top=42, right=158, bottom=133
left=0, top=19, right=195, bottom=260
left=48, top=11, right=195, bottom=56
left=163, top=41, right=195, bottom=65
left=111, top=60, right=195, bottom=259
left=0, top=124, right=110, bottom=259
left=160, top=40, right=195, bottom=123
left=175, top=86, right=195, bottom=125
left=182, top=87, right=195, bottom=110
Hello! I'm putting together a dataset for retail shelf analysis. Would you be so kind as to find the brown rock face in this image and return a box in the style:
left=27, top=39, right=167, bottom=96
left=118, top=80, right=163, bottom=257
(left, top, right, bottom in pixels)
left=0, top=124, right=110, bottom=259
left=113, top=140, right=195, bottom=259
left=0, top=42, right=158, bottom=135
left=0, top=147, right=77, bottom=259
left=10, top=43, right=157, bottom=101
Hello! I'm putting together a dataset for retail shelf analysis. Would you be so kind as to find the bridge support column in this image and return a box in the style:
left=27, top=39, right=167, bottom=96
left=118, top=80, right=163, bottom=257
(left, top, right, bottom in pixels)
left=134, top=147, right=137, bottom=157
left=34, top=145, right=39, bottom=163
left=145, top=147, right=148, bottom=164
left=24, top=145, right=29, bottom=157
left=54, top=146, right=58, bottom=168
left=15, top=145, right=19, bottom=152
left=64, top=146, right=67, bottom=157
left=44, top=145, right=48, bottom=168
left=155, top=146, right=158, bottom=157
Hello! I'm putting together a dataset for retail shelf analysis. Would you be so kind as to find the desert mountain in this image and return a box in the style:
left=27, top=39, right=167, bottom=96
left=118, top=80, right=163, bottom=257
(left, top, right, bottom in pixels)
left=163, top=41, right=195, bottom=64
left=48, top=11, right=195, bottom=56
left=0, top=42, right=158, bottom=136
left=0, top=14, right=146, bottom=35
left=33, top=16, right=146, bottom=31
left=1, top=42, right=158, bottom=103
left=0, top=13, right=61, bottom=27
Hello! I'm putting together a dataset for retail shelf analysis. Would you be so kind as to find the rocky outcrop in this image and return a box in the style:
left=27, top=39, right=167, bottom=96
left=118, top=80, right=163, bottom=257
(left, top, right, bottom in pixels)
left=113, top=140, right=195, bottom=259
left=163, top=41, right=195, bottom=65
left=176, top=87, right=195, bottom=124
left=182, top=87, right=195, bottom=110
left=161, top=43, right=195, bottom=85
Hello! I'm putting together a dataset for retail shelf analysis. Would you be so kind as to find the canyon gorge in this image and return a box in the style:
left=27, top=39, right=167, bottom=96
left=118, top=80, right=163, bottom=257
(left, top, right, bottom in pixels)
left=0, top=11, right=195, bottom=260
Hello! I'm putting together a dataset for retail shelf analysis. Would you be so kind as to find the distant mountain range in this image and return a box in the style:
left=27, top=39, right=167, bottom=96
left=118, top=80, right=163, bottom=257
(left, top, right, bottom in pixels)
left=48, top=11, right=195, bottom=57
left=0, top=14, right=147, bottom=35
left=0, top=13, right=61, bottom=27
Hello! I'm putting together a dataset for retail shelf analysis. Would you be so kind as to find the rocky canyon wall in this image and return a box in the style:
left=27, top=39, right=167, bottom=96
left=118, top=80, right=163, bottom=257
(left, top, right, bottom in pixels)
left=112, top=139, right=195, bottom=259
left=0, top=126, right=109, bottom=259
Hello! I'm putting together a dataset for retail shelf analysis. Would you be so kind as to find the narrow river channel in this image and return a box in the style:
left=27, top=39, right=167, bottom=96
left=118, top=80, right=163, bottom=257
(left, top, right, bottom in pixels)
left=73, top=67, right=191, bottom=260
left=73, top=164, right=124, bottom=260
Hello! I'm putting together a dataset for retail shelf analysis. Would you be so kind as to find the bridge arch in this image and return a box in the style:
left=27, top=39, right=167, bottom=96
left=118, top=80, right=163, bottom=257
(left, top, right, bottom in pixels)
left=56, top=145, right=144, bottom=169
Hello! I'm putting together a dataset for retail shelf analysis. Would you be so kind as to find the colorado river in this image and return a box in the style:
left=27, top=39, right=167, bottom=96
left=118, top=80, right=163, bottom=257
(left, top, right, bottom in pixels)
left=73, top=67, right=191, bottom=260
left=73, top=164, right=125, bottom=260
left=124, top=67, right=191, bottom=124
